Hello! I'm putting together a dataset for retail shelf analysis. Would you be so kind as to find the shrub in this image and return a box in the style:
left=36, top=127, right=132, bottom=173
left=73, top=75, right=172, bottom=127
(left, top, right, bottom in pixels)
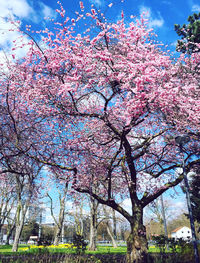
left=72, top=234, right=87, bottom=255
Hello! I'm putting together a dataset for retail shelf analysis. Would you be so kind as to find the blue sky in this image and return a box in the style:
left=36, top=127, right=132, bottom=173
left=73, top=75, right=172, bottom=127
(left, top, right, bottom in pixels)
left=1, top=0, right=200, bottom=57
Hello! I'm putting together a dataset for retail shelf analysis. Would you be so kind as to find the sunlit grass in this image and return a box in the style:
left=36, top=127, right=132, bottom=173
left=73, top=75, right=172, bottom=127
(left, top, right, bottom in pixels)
left=0, top=244, right=187, bottom=254
left=0, top=244, right=127, bottom=254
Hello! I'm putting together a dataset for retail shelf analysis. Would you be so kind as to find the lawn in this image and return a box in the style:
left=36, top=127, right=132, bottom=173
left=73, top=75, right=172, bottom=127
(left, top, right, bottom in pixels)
left=0, top=244, right=197, bottom=263
left=0, top=244, right=127, bottom=254
left=0, top=244, right=173, bottom=255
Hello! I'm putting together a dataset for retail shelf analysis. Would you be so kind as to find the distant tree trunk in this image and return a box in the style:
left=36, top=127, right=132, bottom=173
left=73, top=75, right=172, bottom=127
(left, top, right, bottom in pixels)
left=48, top=182, right=68, bottom=246
left=106, top=220, right=117, bottom=248
left=88, top=197, right=99, bottom=251
left=12, top=200, right=28, bottom=252
left=0, top=194, right=14, bottom=237
left=112, top=209, right=117, bottom=239
left=6, top=219, right=16, bottom=245
left=53, top=203, right=65, bottom=246
left=12, top=174, right=31, bottom=252
left=103, top=206, right=117, bottom=248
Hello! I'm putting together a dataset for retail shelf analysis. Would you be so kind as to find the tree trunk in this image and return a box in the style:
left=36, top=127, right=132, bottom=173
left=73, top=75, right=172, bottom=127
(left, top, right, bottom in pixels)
left=6, top=222, right=16, bottom=245
left=106, top=221, right=117, bottom=248
left=53, top=196, right=65, bottom=246
left=12, top=222, right=24, bottom=252
left=54, top=226, right=62, bottom=246
left=12, top=200, right=28, bottom=252
left=88, top=197, right=98, bottom=251
left=6, top=231, right=12, bottom=245
left=126, top=212, right=148, bottom=263
left=88, top=213, right=98, bottom=250
left=112, top=209, right=117, bottom=240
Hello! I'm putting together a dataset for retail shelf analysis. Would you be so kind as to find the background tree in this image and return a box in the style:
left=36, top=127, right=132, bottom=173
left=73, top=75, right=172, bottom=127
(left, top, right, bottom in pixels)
left=174, top=10, right=200, bottom=241
left=68, top=197, right=89, bottom=239
left=11, top=161, right=42, bottom=252
left=102, top=206, right=117, bottom=248
left=182, top=165, right=200, bottom=232
left=0, top=174, right=16, bottom=235
left=40, top=225, right=55, bottom=244
left=189, top=173, right=200, bottom=224
left=47, top=172, right=69, bottom=246
left=6, top=212, right=16, bottom=245
left=144, top=196, right=172, bottom=237
left=175, top=12, right=200, bottom=54
left=21, top=220, right=39, bottom=242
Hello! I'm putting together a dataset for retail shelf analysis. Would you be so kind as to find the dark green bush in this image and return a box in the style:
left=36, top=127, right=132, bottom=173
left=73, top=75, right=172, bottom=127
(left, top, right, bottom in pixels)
left=72, top=233, right=87, bottom=255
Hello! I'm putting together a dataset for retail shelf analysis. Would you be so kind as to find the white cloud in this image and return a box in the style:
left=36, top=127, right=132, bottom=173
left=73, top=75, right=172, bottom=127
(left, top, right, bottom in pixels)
left=39, top=2, right=56, bottom=19
left=0, top=0, right=33, bottom=62
left=139, top=5, right=164, bottom=28
left=192, top=4, right=200, bottom=12
left=161, top=0, right=172, bottom=5
left=0, top=0, right=33, bottom=19
left=0, top=0, right=55, bottom=63
left=149, top=18, right=164, bottom=28
left=89, top=0, right=104, bottom=6
left=172, top=200, right=186, bottom=212
left=171, top=40, right=177, bottom=47
left=139, top=6, right=151, bottom=19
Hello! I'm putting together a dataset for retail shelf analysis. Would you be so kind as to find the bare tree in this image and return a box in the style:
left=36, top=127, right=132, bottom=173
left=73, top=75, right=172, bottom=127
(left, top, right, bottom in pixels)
left=47, top=179, right=69, bottom=246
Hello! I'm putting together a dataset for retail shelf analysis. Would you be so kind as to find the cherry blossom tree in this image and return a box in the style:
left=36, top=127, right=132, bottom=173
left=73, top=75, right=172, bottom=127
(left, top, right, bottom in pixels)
left=1, top=2, right=200, bottom=262
left=0, top=72, right=46, bottom=251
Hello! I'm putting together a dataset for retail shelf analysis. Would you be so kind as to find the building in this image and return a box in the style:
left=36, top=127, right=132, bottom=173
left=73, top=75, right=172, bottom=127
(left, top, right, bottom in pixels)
left=171, top=226, right=192, bottom=241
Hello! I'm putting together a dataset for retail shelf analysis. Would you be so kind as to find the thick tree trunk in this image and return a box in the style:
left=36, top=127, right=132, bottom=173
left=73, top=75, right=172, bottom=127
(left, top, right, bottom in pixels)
left=126, top=209, right=148, bottom=263
left=126, top=226, right=147, bottom=263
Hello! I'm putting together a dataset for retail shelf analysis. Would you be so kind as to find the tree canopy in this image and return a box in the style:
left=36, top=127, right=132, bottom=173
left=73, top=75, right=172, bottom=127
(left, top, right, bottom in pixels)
left=1, top=3, right=200, bottom=262
left=175, top=12, right=200, bottom=53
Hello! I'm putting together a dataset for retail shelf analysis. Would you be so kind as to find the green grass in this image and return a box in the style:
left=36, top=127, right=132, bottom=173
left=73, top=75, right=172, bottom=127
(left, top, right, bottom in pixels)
left=0, top=244, right=183, bottom=255
left=86, top=246, right=126, bottom=254
left=0, top=244, right=127, bottom=255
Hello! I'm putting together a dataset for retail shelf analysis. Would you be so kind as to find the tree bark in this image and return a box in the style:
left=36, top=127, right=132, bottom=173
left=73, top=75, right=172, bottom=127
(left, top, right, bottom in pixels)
left=112, top=209, right=117, bottom=240
left=53, top=199, right=65, bottom=246
left=102, top=206, right=117, bottom=248
left=106, top=221, right=117, bottom=248
left=12, top=223, right=23, bottom=252
left=126, top=208, right=148, bottom=263
left=6, top=221, right=16, bottom=245
left=88, top=198, right=98, bottom=251
left=54, top=225, right=62, bottom=246
left=12, top=178, right=30, bottom=253
left=12, top=201, right=26, bottom=252
left=88, top=216, right=97, bottom=250
left=52, top=182, right=68, bottom=246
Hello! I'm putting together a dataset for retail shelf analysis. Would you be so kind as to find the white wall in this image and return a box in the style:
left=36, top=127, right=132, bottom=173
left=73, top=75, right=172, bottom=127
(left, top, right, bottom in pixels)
left=171, top=226, right=192, bottom=240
